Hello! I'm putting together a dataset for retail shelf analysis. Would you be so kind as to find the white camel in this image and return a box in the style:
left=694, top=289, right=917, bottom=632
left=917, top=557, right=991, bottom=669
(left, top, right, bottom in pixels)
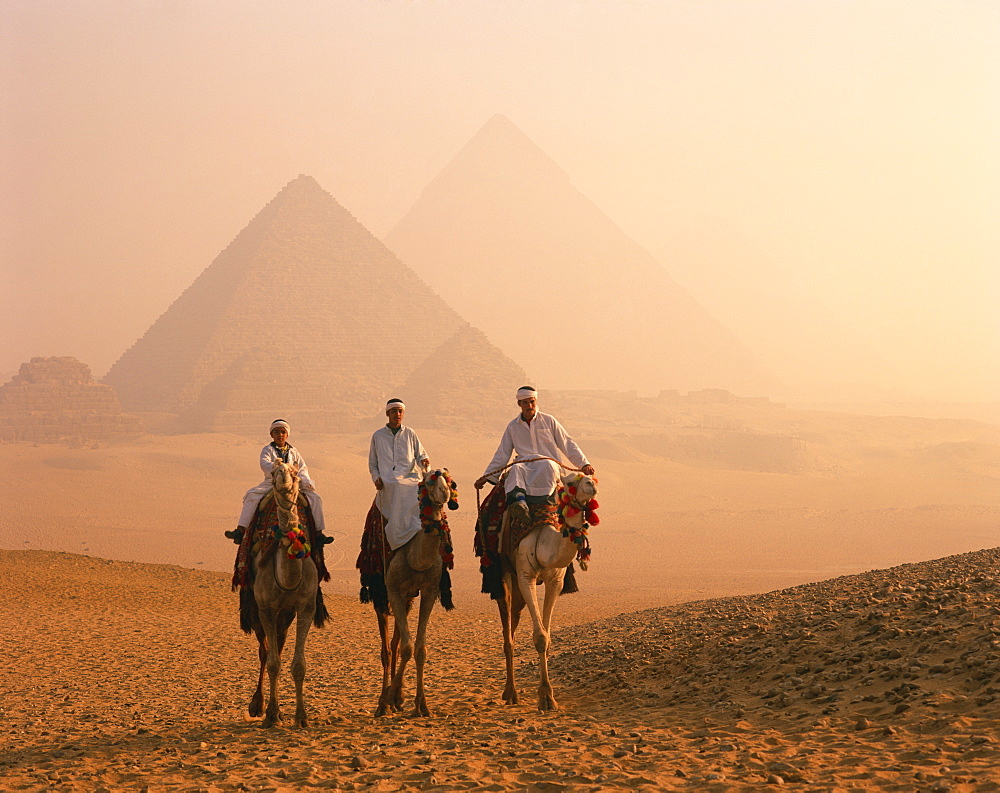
left=491, top=471, right=598, bottom=711
left=374, top=468, right=456, bottom=717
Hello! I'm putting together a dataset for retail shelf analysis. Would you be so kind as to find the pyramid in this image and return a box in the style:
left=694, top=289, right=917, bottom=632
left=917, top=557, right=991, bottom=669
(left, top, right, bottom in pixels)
left=104, top=175, right=523, bottom=433
left=384, top=114, right=778, bottom=396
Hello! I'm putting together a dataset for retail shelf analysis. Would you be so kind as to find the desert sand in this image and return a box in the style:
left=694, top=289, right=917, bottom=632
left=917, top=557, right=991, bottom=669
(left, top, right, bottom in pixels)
left=1, top=403, right=998, bottom=790
left=4, top=547, right=1000, bottom=791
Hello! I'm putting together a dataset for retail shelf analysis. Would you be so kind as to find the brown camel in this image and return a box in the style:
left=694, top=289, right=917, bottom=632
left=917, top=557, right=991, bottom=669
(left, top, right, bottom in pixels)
left=243, top=459, right=325, bottom=728
left=490, top=471, right=598, bottom=711
left=374, top=468, right=456, bottom=717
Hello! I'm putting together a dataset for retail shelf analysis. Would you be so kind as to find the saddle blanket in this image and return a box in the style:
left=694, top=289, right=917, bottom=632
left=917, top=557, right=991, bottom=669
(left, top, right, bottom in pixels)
left=231, top=491, right=330, bottom=590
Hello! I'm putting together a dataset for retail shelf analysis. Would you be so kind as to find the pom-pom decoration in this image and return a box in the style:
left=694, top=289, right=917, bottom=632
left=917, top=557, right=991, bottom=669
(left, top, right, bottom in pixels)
left=418, top=469, right=459, bottom=535
left=276, top=523, right=312, bottom=559
left=554, top=474, right=599, bottom=568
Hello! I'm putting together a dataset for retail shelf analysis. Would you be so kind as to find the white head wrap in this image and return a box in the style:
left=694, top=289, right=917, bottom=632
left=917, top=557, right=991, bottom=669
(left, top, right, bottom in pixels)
left=385, top=399, right=405, bottom=411
left=516, top=387, right=537, bottom=402
left=270, top=419, right=290, bottom=432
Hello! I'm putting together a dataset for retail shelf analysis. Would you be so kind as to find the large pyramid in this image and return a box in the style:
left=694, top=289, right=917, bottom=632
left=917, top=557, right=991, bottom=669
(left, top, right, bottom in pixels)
left=104, top=175, right=527, bottom=433
left=384, top=115, right=777, bottom=396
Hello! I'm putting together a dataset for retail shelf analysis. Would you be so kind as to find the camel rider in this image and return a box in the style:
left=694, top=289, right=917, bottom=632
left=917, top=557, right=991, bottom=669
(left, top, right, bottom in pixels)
left=225, top=419, right=332, bottom=546
left=369, top=398, right=430, bottom=550
left=474, top=386, right=595, bottom=515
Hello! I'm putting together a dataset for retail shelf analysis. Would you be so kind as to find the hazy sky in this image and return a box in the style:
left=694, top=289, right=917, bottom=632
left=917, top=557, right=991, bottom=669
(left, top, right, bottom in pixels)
left=2, top=0, right=997, bottom=402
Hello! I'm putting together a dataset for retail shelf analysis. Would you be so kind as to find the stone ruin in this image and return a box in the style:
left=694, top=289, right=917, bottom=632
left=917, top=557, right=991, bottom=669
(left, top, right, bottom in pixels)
left=0, top=357, right=142, bottom=443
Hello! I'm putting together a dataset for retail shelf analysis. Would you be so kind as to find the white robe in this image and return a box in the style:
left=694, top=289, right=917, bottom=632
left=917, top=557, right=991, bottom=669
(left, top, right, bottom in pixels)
left=238, top=443, right=326, bottom=534
left=369, top=425, right=429, bottom=550
left=483, top=411, right=590, bottom=497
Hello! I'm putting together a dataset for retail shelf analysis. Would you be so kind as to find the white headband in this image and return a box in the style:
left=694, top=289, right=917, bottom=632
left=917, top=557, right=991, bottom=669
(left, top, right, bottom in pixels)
left=386, top=400, right=405, bottom=411
left=270, top=419, right=289, bottom=432
left=516, top=388, right=537, bottom=401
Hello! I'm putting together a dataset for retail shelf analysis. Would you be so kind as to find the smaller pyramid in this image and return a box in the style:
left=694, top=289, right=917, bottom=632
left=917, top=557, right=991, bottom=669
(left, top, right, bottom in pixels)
left=0, top=357, right=142, bottom=442
left=397, top=325, right=530, bottom=428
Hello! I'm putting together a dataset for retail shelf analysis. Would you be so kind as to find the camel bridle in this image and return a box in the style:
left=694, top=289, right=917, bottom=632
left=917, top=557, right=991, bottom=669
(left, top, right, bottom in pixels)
left=270, top=463, right=305, bottom=593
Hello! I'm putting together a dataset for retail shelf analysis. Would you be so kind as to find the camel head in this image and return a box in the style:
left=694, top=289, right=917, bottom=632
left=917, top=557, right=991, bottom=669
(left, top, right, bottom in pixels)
left=560, top=472, right=598, bottom=504
left=422, top=468, right=459, bottom=511
left=271, top=459, right=301, bottom=496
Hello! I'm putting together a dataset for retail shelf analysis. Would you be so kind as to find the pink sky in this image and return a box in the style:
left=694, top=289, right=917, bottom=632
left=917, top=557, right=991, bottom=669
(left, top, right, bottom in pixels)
left=2, top=0, right=997, bottom=401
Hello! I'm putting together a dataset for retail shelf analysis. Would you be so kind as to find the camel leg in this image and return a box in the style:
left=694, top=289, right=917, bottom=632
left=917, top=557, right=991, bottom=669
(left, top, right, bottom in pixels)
left=411, top=587, right=438, bottom=717
left=375, top=607, right=392, bottom=707
left=250, top=627, right=267, bottom=717
left=291, top=601, right=315, bottom=729
left=536, top=574, right=564, bottom=712
left=377, top=596, right=412, bottom=716
left=260, top=611, right=283, bottom=727
left=516, top=566, right=558, bottom=712
left=374, top=608, right=401, bottom=717
left=497, top=578, right=521, bottom=704
left=390, top=621, right=401, bottom=682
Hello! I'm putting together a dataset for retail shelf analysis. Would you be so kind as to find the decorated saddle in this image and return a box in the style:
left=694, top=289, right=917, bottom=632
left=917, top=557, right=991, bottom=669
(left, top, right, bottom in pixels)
left=356, top=498, right=455, bottom=614
left=231, top=491, right=331, bottom=591
left=474, top=479, right=595, bottom=600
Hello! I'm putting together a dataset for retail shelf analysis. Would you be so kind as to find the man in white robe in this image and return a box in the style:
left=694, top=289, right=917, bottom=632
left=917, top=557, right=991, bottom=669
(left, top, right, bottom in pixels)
left=369, top=399, right=430, bottom=550
left=475, top=387, right=595, bottom=513
left=228, top=419, right=329, bottom=542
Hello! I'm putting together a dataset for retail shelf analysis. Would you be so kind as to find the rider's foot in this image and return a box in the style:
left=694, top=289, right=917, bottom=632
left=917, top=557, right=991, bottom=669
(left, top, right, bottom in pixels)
left=225, top=526, right=246, bottom=544
left=509, top=495, right=529, bottom=519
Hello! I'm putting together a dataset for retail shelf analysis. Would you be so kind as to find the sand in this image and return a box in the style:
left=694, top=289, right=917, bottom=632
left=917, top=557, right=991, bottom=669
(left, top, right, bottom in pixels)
left=4, top=548, right=1000, bottom=791
left=1, top=404, right=998, bottom=789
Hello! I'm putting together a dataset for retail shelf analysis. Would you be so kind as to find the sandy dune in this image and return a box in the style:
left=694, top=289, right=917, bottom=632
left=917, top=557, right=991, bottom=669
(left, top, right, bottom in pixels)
left=2, top=403, right=998, bottom=788
left=4, top=547, right=1000, bottom=791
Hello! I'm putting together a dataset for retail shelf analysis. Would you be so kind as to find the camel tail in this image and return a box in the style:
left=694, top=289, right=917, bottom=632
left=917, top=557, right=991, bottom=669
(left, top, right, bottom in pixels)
left=561, top=563, right=579, bottom=595
left=314, top=587, right=330, bottom=628
left=438, top=569, right=455, bottom=611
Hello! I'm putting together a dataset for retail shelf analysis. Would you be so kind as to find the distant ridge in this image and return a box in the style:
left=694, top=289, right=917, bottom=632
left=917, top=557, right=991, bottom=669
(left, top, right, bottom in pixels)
left=385, top=114, right=777, bottom=396
left=104, top=175, right=526, bottom=432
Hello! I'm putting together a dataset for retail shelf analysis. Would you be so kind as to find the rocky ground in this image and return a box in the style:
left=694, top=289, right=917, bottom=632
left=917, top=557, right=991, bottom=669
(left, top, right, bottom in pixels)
left=3, top=548, right=1000, bottom=791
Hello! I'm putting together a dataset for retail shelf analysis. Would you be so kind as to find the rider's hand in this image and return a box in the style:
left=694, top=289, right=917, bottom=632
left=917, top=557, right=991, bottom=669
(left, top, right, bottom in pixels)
left=582, top=465, right=595, bottom=476
left=474, top=476, right=488, bottom=490
left=375, top=478, right=384, bottom=491
left=421, top=459, right=430, bottom=469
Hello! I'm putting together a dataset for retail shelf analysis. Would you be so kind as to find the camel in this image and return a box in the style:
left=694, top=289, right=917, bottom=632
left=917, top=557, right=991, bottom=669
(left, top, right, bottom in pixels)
left=487, top=471, right=598, bottom=711
left=242, top=459, right=326, bottom=728
left=374, top=468, right=456, bottom=717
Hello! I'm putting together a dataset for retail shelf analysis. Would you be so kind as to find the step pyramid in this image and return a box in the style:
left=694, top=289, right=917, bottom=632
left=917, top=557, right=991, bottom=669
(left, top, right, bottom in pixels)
left=384, top=114, right=777, bottom=396
left=104, top=175, right=527, bottom=433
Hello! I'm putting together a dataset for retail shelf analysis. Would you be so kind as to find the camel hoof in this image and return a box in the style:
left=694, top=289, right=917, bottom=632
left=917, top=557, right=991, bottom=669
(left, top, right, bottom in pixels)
left=502, top=690, right=519, bottom=705
left=538, top=696, right=558, bottom=712
left=295, top=715, right=308, bottom=729
left=411, top=700, right=431, bottom=718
